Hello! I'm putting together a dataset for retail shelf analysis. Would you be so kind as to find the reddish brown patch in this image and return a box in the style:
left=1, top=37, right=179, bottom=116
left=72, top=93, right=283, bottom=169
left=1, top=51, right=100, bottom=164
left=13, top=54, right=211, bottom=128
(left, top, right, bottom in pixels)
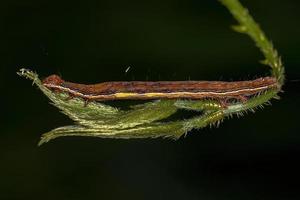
left=42, top=75, right=64, bottom=86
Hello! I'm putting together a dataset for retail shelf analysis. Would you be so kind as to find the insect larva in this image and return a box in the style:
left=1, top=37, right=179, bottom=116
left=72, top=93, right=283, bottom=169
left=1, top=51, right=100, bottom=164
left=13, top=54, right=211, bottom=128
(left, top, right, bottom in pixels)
left=42, top=74, right=279, bottom=104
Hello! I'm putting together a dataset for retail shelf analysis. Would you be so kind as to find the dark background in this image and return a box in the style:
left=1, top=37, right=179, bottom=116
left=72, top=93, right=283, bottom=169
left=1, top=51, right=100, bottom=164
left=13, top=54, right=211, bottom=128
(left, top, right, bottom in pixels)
left=1, top=0, right=300, bottom=199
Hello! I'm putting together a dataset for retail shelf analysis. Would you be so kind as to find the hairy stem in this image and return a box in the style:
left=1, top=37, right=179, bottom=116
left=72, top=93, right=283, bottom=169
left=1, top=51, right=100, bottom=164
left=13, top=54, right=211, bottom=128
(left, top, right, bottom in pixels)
left=220, top=0, right=285, bottom=87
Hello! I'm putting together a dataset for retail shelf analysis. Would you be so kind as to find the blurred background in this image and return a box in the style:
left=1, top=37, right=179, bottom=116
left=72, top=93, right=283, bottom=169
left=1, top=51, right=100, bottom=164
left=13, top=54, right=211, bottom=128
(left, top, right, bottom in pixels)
left=1, top=0, right=300, bottom=199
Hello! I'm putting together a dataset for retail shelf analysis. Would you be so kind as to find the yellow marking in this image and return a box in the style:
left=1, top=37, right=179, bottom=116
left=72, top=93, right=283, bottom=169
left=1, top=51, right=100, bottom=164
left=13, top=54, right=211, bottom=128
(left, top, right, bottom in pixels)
left=114, top=93, right=140, bottom=98
left=114, top=92, right=169, bottom=98
left=144, top=93, right=167, bottom=97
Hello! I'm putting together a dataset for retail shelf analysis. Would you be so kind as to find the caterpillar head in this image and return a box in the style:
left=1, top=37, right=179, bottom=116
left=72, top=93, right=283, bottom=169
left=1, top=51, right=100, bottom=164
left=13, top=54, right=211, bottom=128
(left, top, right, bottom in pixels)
left=42, top=74, right=63, bottom=86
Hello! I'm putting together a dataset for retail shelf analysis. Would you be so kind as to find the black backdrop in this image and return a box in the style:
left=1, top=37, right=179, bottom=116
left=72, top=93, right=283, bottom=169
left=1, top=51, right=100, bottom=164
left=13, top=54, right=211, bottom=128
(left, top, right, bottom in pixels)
left=1, top=0, right=300, bottom=199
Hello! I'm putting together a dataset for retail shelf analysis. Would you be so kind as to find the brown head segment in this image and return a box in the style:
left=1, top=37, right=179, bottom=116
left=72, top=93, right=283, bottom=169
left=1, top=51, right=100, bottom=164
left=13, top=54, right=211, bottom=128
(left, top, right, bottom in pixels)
left=42, top=74, right=64, bottom=86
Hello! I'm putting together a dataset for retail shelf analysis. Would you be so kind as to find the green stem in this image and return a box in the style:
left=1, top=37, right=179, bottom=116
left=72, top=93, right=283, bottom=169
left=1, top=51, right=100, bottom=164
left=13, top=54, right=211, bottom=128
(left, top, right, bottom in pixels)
left=219, top=0, right=284, bottom=117
left=220, top=0, right=285, bottom=87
